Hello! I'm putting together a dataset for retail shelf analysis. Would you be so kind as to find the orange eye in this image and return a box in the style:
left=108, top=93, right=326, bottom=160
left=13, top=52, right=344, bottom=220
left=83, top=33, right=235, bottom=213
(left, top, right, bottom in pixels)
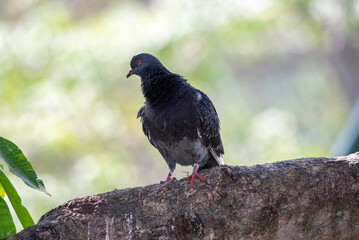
left=136, top=59, right=142, bottom=65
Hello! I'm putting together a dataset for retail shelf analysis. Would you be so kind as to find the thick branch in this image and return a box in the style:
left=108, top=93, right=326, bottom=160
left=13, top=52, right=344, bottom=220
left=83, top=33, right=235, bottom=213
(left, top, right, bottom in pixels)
left=7, top=153, right=359, bottom=240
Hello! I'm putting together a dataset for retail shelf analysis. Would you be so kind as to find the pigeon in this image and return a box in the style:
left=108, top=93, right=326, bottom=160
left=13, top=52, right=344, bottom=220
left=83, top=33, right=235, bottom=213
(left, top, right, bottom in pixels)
left=127, top=53, right=224, bottom=188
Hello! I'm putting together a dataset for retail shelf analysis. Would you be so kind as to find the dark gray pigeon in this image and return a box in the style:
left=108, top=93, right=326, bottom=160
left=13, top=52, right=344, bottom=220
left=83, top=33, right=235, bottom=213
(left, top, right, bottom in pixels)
left=127, top=53, right=224, bottom=188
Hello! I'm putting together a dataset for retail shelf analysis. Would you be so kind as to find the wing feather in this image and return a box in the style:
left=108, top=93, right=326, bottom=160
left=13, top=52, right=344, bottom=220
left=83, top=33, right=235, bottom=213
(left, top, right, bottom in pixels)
left=195, top=90, right=224, bottom=165
left=137, top=104, right=158, bottom=149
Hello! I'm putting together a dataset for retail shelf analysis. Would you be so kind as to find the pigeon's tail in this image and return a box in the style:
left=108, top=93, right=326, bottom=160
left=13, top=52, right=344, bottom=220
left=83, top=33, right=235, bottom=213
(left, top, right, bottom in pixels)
left=209, top=147, right=224, bottom=165
left=199, top=150, right=224, bottom=171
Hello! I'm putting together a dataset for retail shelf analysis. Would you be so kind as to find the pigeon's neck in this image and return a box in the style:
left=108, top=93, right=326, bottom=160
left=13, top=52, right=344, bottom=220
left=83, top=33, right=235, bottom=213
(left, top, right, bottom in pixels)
left=141, top=72, right=185, bottom=107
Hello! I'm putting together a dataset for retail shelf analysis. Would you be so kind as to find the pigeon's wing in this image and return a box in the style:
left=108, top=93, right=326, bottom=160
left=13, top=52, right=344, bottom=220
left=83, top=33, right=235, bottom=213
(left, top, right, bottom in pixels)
left=195, top=91, right=224, bottom=165
left=137, top=104, right=146, bottom=119
left=137, top=104, right=158, bottom=149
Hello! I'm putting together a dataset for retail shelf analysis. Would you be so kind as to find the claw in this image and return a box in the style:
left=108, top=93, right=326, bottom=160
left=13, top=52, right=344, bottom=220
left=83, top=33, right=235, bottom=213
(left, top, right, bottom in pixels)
left=160, top=177, right=176, bottom=184
left=160, top=170, right=175, bottom=184
left=181, top=163, right=205, bottom=188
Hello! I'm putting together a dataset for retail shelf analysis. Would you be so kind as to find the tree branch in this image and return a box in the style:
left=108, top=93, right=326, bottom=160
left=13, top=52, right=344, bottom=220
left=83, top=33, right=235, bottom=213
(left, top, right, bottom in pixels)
left=6, top=153, right=359, bottom=240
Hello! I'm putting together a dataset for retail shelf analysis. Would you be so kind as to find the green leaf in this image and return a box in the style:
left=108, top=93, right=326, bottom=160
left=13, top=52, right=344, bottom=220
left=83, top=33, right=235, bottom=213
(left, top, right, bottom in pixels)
left=0, top=196, right=16, bottom=238
left=0, top=168, right=35, bottom=228
left=0, top=183, right=5, bottom=198
left=0, top=165, right=5, bottom=198
left=0, top=137, right=50, bottom=195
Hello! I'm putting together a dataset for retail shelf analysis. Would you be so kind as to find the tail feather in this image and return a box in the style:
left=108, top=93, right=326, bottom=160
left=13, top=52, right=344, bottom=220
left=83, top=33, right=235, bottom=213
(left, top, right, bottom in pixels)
left=198, top=150, right=224, bottom=171
left=209, top=148, right=224, bottom=165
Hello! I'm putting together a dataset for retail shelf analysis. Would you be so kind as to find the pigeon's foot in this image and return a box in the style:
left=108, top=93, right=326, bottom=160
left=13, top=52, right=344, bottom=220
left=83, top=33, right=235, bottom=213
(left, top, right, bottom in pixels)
left=181, top=163, right=205, bottom=188
left=160, top=170, right=175, bottom=184
left=160, top=177, right=176, bottom=184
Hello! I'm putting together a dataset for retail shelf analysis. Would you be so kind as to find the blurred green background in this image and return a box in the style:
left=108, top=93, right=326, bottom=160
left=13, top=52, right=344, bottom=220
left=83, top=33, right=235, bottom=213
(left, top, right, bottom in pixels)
left=1, top=0, right=359, bottom=230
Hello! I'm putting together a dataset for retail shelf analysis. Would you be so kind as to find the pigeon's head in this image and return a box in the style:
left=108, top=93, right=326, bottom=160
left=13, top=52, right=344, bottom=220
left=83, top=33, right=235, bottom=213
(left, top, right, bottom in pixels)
left=126, top=53, right=167, bottom=79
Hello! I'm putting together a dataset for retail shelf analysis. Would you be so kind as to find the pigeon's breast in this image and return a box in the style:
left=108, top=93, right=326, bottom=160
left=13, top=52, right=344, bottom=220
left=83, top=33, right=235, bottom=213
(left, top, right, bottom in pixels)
left=155, top=137, right=209, bottom=167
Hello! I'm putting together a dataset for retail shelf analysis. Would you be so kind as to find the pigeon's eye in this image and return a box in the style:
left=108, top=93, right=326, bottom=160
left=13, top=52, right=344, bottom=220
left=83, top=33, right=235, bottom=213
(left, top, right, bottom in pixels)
left=136, top=59, right=142, bottom=66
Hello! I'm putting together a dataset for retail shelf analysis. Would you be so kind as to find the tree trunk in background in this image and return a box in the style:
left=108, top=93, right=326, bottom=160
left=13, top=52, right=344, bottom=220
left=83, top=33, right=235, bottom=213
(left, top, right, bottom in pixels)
left=6, top=153, right=359, bottom=240
left=330, top=39, right=359, bottom=107
left=329, top=34, right=359, bottom=156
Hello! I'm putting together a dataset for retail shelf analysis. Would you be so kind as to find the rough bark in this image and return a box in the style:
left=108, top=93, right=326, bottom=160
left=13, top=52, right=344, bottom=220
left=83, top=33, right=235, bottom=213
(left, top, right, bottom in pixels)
left=6, top=152, right=359, bottom=240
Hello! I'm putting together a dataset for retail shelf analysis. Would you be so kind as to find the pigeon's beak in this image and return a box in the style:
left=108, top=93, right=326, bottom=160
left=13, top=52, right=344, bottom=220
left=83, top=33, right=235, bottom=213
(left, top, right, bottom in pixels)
left=126, top=69, right=134, bottom=78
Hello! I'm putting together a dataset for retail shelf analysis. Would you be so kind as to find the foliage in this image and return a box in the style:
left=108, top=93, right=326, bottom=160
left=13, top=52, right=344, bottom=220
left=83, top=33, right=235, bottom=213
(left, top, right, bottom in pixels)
left=0, top=137, right=49, bottom=237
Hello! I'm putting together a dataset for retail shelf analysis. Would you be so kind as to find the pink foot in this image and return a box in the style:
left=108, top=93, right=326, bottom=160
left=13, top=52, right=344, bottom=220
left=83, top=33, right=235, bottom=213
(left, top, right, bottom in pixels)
left=160, top=170, right=175, bottom=184
left=160, top=177, right=176, bottom=184
left=181, top=164, right=205, bottom=188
